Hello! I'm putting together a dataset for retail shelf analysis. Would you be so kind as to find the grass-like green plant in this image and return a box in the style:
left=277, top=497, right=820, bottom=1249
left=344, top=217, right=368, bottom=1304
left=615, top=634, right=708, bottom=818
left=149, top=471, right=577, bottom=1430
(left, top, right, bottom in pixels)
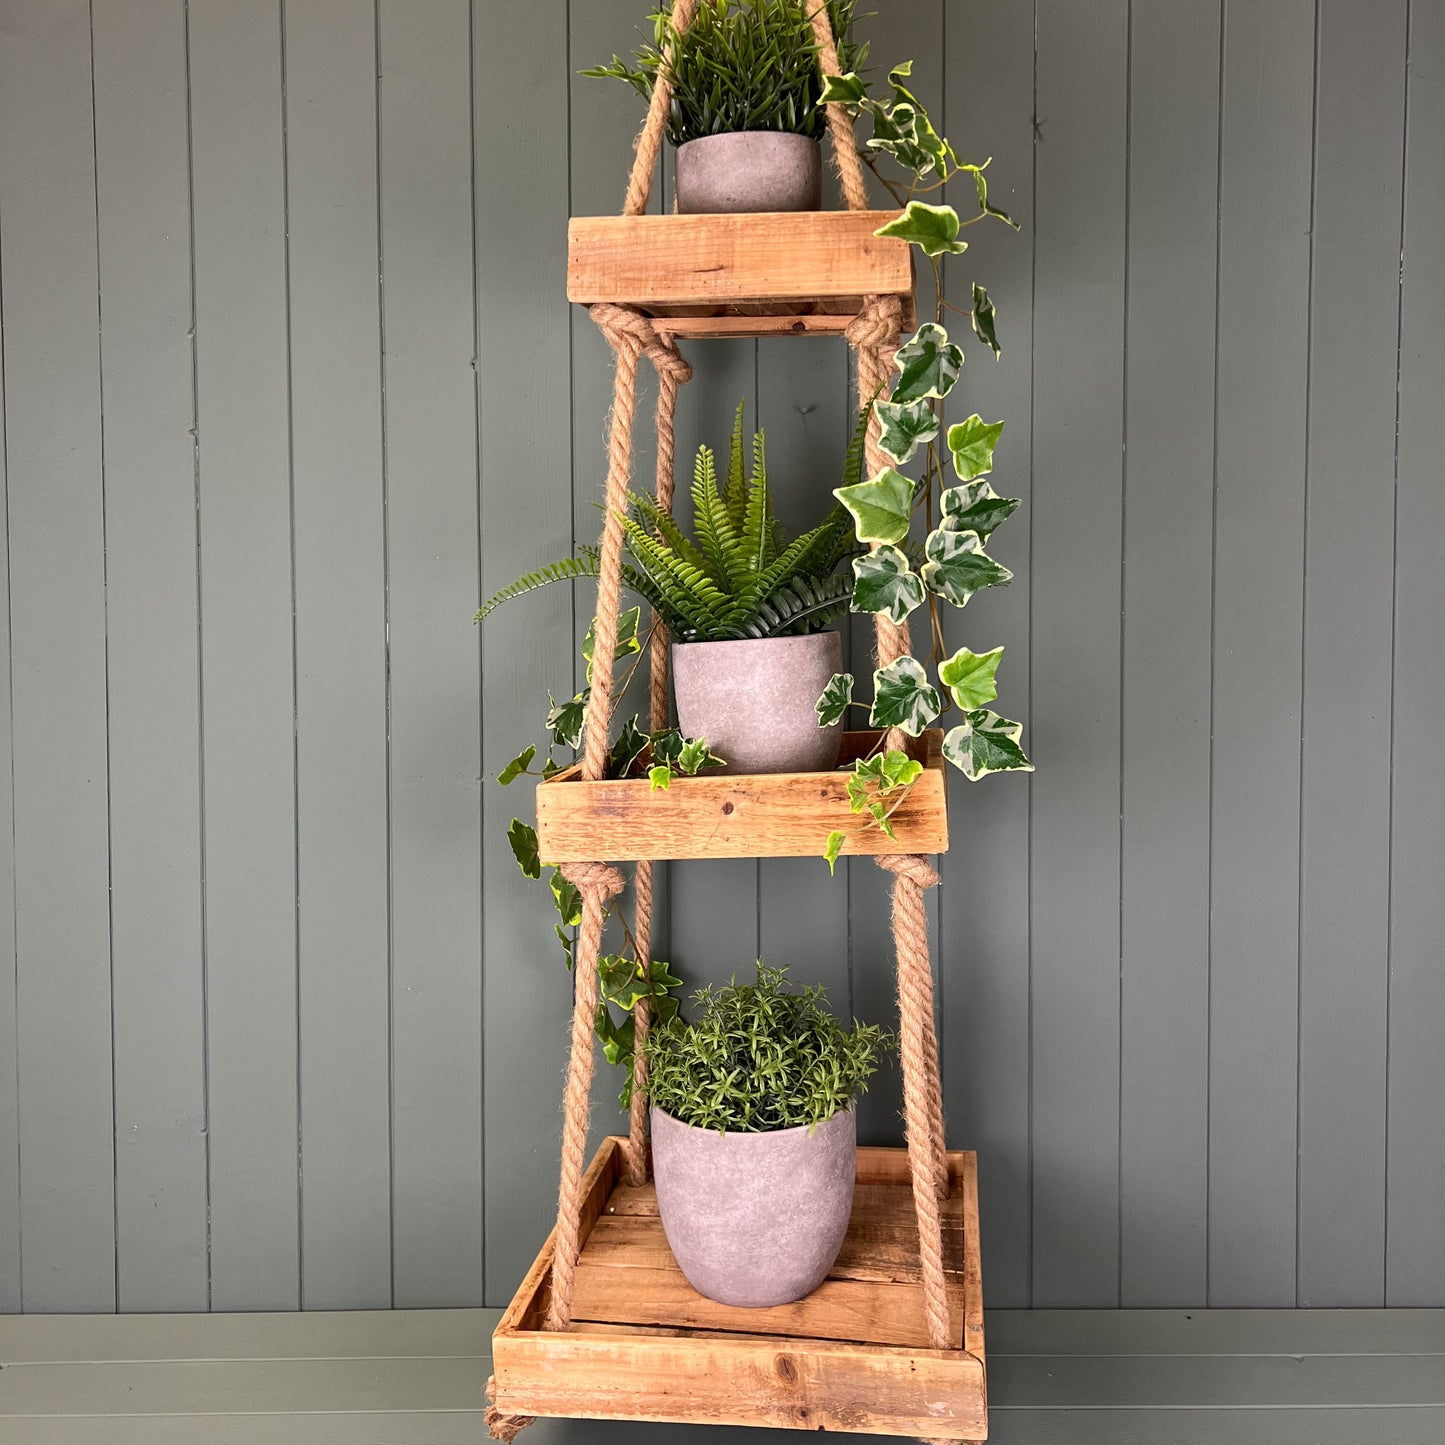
left=644, top=964, right=892, bottom=1133
left=583, top=0, right=865, bottom=147
left=476, top=402, right=864, bottom=643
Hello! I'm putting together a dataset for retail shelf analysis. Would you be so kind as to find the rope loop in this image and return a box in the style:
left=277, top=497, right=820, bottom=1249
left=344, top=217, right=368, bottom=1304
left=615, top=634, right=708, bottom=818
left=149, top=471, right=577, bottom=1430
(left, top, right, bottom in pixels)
left=484, top=1377, right=534, bottom=1442
left=559, top=859, right=627, bottom=902
left=845, top=293, right=904, bottom=353
left=590, top=303, right=694, bottom=385
left=875, top=852, right=941, bottom=890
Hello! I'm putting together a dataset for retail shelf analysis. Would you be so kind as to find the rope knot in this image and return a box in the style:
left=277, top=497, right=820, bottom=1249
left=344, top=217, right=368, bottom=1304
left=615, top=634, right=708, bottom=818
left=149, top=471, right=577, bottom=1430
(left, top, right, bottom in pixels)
left=484, top=1377, right=534, bottom=1442
left=589, top=303, right=692, bottom=385
left=560, top=859, right=627, bottom=902
left=846, top=294, right=905, bottom=354
left=876, top=852, right=941, bottom=890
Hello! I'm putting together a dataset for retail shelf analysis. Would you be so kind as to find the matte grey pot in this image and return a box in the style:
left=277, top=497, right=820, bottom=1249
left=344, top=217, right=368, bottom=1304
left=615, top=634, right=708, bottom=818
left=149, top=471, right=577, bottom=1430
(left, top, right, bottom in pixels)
left=674, top=132, right=822, bottom=214
left=672, top=631, right=843, bottom=775
left=650, top=1104, right=857, bottom=1308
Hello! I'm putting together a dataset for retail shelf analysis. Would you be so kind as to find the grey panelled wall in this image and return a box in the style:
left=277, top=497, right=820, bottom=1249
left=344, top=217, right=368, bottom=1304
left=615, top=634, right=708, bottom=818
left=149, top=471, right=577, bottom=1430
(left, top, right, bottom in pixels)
left=0, top=0, right=1439, bottom=1316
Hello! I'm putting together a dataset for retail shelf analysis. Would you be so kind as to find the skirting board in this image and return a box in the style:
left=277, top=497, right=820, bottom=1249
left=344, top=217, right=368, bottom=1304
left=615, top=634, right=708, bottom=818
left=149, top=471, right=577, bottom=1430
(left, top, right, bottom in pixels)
left=0, top=1307, right=1441, bottom=1444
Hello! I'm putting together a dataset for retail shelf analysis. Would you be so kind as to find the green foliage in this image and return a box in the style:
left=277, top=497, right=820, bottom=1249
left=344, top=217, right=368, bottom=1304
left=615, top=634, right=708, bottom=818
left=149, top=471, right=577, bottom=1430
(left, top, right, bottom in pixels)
left=876, top=200, right=967, bottom=257
left=946, top=415, right=1004, bottom=482
left=892, top=323, right=963, bottom=404
left=920, top=524, right=1013, bottom=608
left=938, top=645, right=1003, bottom=711
left=834, top=466, right=913, bottom=546
left=870, top=656, right=941, bottom=737
left=942, top=709, right=1034, bottom=782
left=814, top=671, right=855, bottom=728
left=644, top=964, right=892, bottom=1133
left=582, top=1, right=864, bottom=146
left=597, top=955, right=684, bottom=1107
left=851, top=545, right=926, bottom=623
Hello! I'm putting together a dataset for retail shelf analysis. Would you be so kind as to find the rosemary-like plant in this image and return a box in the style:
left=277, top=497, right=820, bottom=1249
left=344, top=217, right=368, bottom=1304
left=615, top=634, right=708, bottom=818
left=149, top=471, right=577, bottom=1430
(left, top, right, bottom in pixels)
left=583, top=0, right=865, bottom=146
left=644, top=964, right=892, bottom=1133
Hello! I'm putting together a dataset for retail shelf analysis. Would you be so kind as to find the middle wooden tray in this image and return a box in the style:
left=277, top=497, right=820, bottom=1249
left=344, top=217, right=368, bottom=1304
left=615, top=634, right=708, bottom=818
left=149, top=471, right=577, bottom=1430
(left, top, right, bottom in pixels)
left=535, top=729, right=948, bottom=864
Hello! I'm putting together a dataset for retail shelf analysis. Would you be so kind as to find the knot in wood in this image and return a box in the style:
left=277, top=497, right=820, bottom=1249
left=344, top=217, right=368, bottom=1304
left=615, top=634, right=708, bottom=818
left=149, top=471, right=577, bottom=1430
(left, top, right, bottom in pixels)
left=875, top=852, right=941, bottom=890
left=559, top=859, right=628, bottom=902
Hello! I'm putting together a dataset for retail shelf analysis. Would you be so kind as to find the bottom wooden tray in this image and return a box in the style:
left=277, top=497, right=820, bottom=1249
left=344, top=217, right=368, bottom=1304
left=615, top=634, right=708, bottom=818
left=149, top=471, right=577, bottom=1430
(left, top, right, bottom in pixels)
left=491, top=1137, right=987, bottom=1441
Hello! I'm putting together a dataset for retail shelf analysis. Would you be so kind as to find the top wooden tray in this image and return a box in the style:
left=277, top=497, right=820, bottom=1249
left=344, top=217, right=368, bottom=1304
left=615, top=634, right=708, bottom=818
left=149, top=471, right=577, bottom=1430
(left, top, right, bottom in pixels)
left=567, top=210, right=917, bottom=338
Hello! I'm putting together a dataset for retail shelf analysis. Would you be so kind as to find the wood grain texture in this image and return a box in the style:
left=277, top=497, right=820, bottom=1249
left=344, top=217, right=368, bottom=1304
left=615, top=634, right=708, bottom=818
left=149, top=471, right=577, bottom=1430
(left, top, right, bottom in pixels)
left=188, top=0, right=299, bottom=1312
left=567, top=212, right=912, bottom=312
left=284, top=0, right=392, bottom=1311
left=941, top=0, right=1035, bottom=1309
left=1028, top=0, right=1129, bottom=1309
left=1387, top=0, right=1445, bottom=1308
left=378, top=0, right=483, bottom=1308
left=0, top=0, right=117, bottom=1312
left=1295, top=0, right=1409, bottom=1310
left=91, top=0, right=209, bottom=1313
left=1117, top=0, right=1218, bottom=1308
left=1207, top=0, right=1316, bottom=1307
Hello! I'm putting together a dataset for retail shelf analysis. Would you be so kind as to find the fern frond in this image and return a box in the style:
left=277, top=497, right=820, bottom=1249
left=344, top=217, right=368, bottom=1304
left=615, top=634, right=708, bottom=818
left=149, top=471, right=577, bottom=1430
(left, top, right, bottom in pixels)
left=723, top=399, right=748, bottom=534
left=474, top=554, right=599, bottom=621
left=840, top=402, right=873, bottom=491
left=630, top=494, right=723, bottom=587
left=737, top=574, right=854, bottom=639
left=690, top=444, right=734, bottom=582
left=621, top=516, right=736, bottom=640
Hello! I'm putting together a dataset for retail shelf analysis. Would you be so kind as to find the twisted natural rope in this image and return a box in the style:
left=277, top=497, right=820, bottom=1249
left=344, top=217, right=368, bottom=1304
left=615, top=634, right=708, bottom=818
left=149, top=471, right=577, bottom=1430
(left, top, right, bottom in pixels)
left=806, top=2, right=870, bottom=210
left=623, top=0, right=702, bottom=217
left=625, top=346, right=689, bottom=1186
left=546, top=861, right=627, bottom=1336
left=485, top=1377, right=533, bottom=1443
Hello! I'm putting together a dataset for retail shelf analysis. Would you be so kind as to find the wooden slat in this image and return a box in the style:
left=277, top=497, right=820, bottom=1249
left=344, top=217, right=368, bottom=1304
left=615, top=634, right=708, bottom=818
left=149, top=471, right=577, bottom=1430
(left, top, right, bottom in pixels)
left=1295, top=0, right=1407, bottom=1309
left=1207, top=0, right=1315, bottom=1307
left=1117, top=0, right=1218, bottom=1308
left=1387, top=0, right=1445, bottom=1308
left=379, top=0, right=483, bottom=1308
left=0, top=0, right=117, bottom=1312
left=567, top=211, right=912, bottom=311
left=1029, top=0, right=1129, bottom=1308
left=91, top=0, right=209, bottom=1313
left=283, top=0, right=392, bottom=1314
left=940, top=0, right=1036, bottom=1309
left=536, top=731, right=948, bottom=863
left=189, top=0, right=299, bottom=1312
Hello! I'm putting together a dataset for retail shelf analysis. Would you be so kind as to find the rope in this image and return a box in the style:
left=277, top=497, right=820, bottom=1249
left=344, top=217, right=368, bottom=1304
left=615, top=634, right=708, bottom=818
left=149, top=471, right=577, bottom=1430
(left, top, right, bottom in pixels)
left=546, top=861, right=627, bottom=1334
left=623, top=0, right=701, bottom=216
left=806, top=1, right=870, bottom=210
left=875, top=853, right=951, bottom=1354
left=485, top=1377, right=533, bottom=1442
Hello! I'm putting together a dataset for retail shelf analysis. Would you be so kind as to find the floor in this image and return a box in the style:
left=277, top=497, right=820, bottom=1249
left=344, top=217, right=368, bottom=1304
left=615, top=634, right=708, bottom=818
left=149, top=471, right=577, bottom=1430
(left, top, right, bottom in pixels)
left=0, top=1308, right=1441, bottom=1444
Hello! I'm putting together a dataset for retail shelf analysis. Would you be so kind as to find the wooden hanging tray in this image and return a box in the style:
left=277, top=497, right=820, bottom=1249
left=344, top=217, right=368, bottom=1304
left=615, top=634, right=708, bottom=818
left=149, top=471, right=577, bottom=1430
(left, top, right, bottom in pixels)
left=567, top=210, right=917, bottom=337
left=535, top=729, right=948, bottom=864
left=491, top=1136, right=987, bottom=1440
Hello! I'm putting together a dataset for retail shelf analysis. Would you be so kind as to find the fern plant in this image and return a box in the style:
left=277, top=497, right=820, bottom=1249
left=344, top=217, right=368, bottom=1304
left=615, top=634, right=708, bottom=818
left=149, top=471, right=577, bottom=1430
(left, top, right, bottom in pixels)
left=476, top=402, right=866, bottom=643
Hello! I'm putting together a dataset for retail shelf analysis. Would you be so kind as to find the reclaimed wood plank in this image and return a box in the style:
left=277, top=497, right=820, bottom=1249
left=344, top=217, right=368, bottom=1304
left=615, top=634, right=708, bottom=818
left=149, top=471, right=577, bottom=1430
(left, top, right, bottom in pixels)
left=90, top=0, right=209, bottom=1313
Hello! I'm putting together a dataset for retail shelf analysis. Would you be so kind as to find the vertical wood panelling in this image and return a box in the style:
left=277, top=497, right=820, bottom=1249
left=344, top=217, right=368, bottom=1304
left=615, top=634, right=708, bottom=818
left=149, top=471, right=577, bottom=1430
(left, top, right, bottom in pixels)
left=1029, top=0, right=1129, bottom=1308
left=284, top=0, right=391, bottom=1311
left=1387, top=0, right=1445, bottom=1308
left=1208, top=0, right=1316, bottom=1308
left=942, top=0, right=1036, bottom=1309
left=0, top=177, right=18, bottom=1316
left=379, top=0, right=483, bottom=1308
left=479, top=0, right=575, bottom=1304
left=0, top=0, right=117, bottom=1312
left=1117, top=0, right=1219, bottom=1308
left=91, top=0, right=209, bottom=1313
left=188, top=0, right=299, bottom=1311
left=1296, top=0, right=1408, bottom=1309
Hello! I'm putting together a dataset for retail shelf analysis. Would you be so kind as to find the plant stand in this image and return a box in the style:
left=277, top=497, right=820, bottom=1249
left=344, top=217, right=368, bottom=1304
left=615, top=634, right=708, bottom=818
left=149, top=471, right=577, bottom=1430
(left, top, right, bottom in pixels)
left=487, top=3, right=981, bottom=1442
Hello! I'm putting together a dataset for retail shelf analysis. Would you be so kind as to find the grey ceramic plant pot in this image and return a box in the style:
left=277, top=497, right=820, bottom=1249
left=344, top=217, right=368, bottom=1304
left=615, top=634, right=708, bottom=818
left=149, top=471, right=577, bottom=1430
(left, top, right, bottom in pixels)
left=674, top=131, right=822, bottom=214
left=650, top=1104, right=857, bottom=1308
left=672, top=631, right=843, bottom=775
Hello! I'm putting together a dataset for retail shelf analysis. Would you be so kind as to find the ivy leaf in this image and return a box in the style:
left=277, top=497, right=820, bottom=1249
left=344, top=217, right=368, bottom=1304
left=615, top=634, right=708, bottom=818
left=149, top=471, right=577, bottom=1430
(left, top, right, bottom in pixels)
left=940, top=478, right=1020, bottom=541
left=582, top=605, right=641, bottom=682
left=598, top=953, right=639, bottom=1006
left=819, top=71, right=867, bottom=106
left=497, top=744, right=536, bottom=785
left=873, top=396, right=939, bottom=465
left=815, top=672, right=855, bottom=728
left=834, top=467, right=913, bottom=546
left=875, top=200, right=965, bottom=258
left=507, top=818, right=541, bottom=879
left=608, top=716, right=649, bottom=778
left=867, top=96, right=950, bottom=178
left=555, top=923, right=573, bottom=968
left=867, top=800, right=898, bottom=841
left=550, top=868, right=582, bottom=928
left=938, top=645, right=1004, bottom=710
left=971, top=283, right=1000, bottom=356
left=852, top=545, right=927, bottom=623
left=870, top=656, right=942, bottom=737
left=947, top=415, right=1005, bottom=481
left=823, top=830, right=847, bottom=875
left=648, top=764, right=673, bottom=791
left=921, top=525, right=1014, bottom=607
left=892, top=323, right=963, bottom=404
left=546, top=689, right=589, bottom=749
left=942, top=709, right=1034, bottom=781
left=677, top=737, right=724, bottom=774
